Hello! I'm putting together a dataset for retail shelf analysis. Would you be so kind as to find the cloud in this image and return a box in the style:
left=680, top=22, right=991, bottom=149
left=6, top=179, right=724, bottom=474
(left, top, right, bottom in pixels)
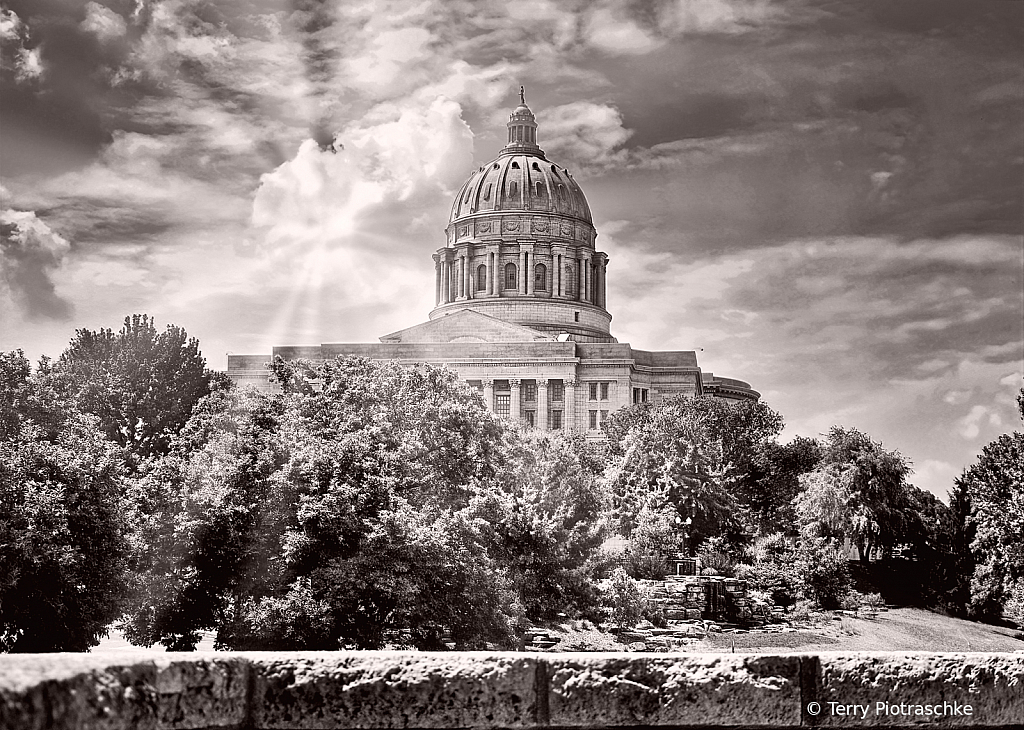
left=0, top=7, right=43, bottom=82
left=539, top=102, right=633, bottom=168
left=81, top=2, right=128, bottom=42
left=0, top=209, right=72, bottom=320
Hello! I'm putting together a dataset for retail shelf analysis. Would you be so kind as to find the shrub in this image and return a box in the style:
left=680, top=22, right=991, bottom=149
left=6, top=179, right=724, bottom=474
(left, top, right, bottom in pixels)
left=607, top=568, right=646, bottom=630
left=623, top=551, right=668, bottom=580
left=796, top=538, right=850, bottom=609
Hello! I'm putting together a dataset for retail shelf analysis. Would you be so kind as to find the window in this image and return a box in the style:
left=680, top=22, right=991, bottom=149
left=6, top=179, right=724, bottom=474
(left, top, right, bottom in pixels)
left=600, top=410, right=608, bottom=424
left=535, top=263, right=547, bottom=291
left=632, top=387, right=649, bottom=404
left=588, top=410, right=598, bottom=429
left=589, top=383, right=598, bottom=400
left=504, top=262, right=517, bottom=290
left=532, top=162, right=541, bottom=171
left=511, top=161, right=520, bottom=169
left=468, top=380, right=482, bottom=392
left=524, top=410, right=536, bottom=427
left=549, top=410, right=563, bottom=430
left=495, top=394, right=510, bottom=418
left=523, top=381, right=537, bottom=402
left=550, top=380, right=564, bottom=402
left=600, top=382, right=609, bottom=400
left=510, top=181, right=518, bottom=196
left=476, top=264, right=487, bottom=291
left=483, top=184, right=491, bottom=201
left=536, top=181, right=544, bottom=196
left=574, top=311, right=580, bottom=322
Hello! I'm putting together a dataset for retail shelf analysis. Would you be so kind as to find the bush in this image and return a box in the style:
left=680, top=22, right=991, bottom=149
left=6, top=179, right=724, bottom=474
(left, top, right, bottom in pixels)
left=607, top=568, right=646, bottom=630
left=697, top=536, right=737, bottom=577
left=623, top=552, right=668, bottom=580
left=796, top=538, right=850, bottom=609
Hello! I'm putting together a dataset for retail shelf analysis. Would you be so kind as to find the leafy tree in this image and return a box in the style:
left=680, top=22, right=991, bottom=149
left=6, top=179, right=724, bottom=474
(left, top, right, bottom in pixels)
left=53, top=315, right=213, bottom=459
left=795, top=538, right=850, bottom=609
left=734, top=533, right=801, bottom=607
left=471, top=428, right=609, bottom=621
left=605, top=399, right=739, bottom=550
left=607, top=568, right=646, bottom=630
left=1, top=352, right=130, bottom=651
left=795, top=427, right=921, bottom=563
left=954, top=389, right=1024, bottom=621
left=124, top=357, right=519, bottom=650
left=603, top=396, right=813, bottom=539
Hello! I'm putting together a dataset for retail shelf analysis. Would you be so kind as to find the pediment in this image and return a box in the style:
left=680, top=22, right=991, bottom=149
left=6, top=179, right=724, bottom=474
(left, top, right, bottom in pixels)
left=379, top=309, right=555, bottom=344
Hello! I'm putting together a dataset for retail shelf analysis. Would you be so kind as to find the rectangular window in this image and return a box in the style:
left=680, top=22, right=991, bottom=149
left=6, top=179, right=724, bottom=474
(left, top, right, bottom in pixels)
left=642, top=388, right=649, bottom=403
left=549, top=410, right=562, bottom=430
left=600, top=382, right=609, bottom=400
left=495, top=394, right=510, bottom=418
left=523, top=381, right=537, bottom=402
left=600, top=410, right=608, bottom=424
left=589, top=383, right=598, bottom=400
left=524, top=410, right=536, bottom=427
left=589, top=410, right=598, bottom=429
left=632, top=387, right=640, bottom=404
left=550, top=380, right=564, bottom=402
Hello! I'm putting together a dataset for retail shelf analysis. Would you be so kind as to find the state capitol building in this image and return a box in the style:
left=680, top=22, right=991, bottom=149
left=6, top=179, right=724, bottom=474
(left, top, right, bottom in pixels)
left=228, top=92, right=758, bottom=435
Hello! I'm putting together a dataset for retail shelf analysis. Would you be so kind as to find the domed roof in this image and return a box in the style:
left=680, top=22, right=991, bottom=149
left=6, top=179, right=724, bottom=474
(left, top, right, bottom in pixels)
left=448, top=154, right=593, bottom=225
left=449, top=91, right=593, bottom=227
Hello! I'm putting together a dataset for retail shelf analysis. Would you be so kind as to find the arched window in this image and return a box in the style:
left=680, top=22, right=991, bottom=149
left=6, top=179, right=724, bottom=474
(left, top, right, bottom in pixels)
left=564, top=266, right=575, bottom=298
left=509, top=181, right=517, bottom=196
left=511, top=161, right=520, bottom=169
left=505, top=262, right=517, bottom=290
left=477, top=264, right=487, bottom=291
left=535, top=263, right=547, bottom=290
left=535, top=181, right=544, bottom=196
left=483, top=184, right=491, bottom=201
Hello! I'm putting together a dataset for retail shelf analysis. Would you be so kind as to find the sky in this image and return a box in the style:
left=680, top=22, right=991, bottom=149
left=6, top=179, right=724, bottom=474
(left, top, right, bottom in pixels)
left=1, top=0, right=1021, bottom=501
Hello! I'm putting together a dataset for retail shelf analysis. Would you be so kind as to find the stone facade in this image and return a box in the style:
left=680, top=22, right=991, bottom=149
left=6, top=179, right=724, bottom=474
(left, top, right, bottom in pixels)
left=227, top=95, right=758, bottom=431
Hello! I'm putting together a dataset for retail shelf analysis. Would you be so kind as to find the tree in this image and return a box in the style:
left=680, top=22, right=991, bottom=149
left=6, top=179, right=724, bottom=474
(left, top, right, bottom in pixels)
left=954, top=388, right=1024, bottom=621
left=53, top=315, right=213, bottom=459
left=471, top=428, right=609, bottom=621
left=1, top=351, right=130, bottom=651
left=605, top=398, right=740, bottom=550
left=124, top=357, right=519, bottom=650
left=603, top=396, right=813, bottom=539
left=795, top=427, right=922, bottom=563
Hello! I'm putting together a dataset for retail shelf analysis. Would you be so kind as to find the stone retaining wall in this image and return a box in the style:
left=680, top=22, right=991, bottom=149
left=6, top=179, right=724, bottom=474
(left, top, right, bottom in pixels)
left=1, top=651, right=1022, bottom=729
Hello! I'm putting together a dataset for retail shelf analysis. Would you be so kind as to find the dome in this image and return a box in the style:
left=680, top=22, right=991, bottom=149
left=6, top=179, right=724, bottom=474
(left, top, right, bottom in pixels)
left=448, top=153, right=593, bottom=227
left=447, top=92, right=594, bottom=233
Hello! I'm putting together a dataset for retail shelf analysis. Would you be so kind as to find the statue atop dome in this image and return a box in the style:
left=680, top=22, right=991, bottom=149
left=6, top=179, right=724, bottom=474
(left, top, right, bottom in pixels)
left=519, top=85, right=525, bottom=105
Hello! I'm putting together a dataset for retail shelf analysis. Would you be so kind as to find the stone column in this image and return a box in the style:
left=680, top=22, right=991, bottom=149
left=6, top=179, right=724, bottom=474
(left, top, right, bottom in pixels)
left=526, top=247, right=535, bottom=295
left=577, top=257, right=584, bottom=301
left=509, top=378, right=521, bottom=420
left=434, top=258, right=441, bottom=306
left=556, top=253, right=563, bottom=297
left=537, top=379, right=548, bottom=431
left=482, top=379, right=494, bottom=412
left=519, top=251, right=527, bottom=294
left=486, top=252, right=493, bottom=296
left=466, top=254, right=474, bottom=300
left=493, top=248, right=502, bottom=295
left=441, top=260, right=449, bottom=303
left=564, top=378, right=576, bottom=431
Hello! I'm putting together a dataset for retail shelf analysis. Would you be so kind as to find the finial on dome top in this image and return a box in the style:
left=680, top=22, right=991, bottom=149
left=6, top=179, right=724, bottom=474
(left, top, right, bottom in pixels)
left=520, top=85, right=526, bottom=105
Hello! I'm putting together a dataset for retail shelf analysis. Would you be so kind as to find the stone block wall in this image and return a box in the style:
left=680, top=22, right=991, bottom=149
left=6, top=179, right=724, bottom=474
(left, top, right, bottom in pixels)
left=2, top=651, right=1021, bottom=729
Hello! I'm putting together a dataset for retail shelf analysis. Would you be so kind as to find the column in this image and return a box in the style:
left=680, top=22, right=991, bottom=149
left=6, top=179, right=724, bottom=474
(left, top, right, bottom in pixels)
left=564, top=378, right=576, bottom=431
left=482, top=379, right=494, bottom=412
left=577, top=257, right=584, bottom=301
left=601, top=259, right=608, bottom=308
left=526, top=247, right=535, bottom=295
left=493, top=249, right=501, bottom=295
left=459, top=256, right=466, bottom=299
left=441, top=260, right=449, bottom=303
left=466, top=254, right=473, bottom=300
left=583, top=254, right=591, bottom=303
left=537, top=378, right=548, bottom=431
left=486, top=252, right=493, bottom=296
left=510, top=378, right=521, bottom=420
left=556, top=254, right=562, bottom=297
left=519, top=251, right=527, bottom=294
left=434, top=258, right=441, bottom=306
